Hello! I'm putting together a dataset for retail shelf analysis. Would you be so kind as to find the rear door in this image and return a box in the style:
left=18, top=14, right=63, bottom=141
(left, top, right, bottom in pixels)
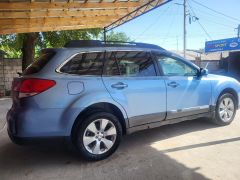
left=102, top=50, right=167, bottom=127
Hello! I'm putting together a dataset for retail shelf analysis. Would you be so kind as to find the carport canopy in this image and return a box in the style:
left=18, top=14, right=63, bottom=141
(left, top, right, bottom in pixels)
left=0, top=0, right=170, bottom=35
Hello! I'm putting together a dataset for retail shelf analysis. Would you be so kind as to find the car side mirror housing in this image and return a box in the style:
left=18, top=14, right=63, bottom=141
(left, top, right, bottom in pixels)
left=199, top=68, right=208, bottom=76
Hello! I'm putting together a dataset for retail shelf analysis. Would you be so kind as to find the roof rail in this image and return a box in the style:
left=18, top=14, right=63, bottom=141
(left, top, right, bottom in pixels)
left=64, top=40, right=165, bottom=50
left=64, top=40, right=102, bottom=47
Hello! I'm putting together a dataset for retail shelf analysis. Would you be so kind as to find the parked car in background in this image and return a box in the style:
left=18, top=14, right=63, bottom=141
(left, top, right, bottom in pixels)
left=7, top=40, right=240, bottom=161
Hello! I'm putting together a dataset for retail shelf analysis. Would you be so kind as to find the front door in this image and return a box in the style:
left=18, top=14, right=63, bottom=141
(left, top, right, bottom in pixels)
left=102, top=51, right=166, bottom=127
left=154, top=53, right=212, bottom=119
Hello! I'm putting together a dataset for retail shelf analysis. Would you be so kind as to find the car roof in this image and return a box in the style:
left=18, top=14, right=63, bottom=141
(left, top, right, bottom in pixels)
left=44, top=40, right=169, bottom=54
left=63, top=40, right=165, bottom=50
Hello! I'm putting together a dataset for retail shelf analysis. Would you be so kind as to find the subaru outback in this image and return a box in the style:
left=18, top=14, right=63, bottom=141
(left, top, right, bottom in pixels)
left=7, top=40, right=240, bottom=161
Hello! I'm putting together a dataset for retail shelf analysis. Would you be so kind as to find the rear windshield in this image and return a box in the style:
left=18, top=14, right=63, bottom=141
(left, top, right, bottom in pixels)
left=23, top=51, right=56, bottom=75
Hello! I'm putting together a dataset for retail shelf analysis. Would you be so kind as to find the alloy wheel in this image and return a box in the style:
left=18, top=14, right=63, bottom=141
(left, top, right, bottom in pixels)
left=218, top=97, right=235, bottom=122
left=83, top=119, right=117, bottom=155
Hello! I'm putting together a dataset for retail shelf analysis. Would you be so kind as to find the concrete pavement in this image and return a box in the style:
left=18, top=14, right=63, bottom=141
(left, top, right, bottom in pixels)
left=0, top=98, right=240, bottom=180
left=0, top=98, right=11, bottom=130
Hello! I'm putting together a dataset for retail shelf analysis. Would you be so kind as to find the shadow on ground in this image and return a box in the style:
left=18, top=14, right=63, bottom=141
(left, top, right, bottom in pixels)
left=0, top=119, right=228, bottom=179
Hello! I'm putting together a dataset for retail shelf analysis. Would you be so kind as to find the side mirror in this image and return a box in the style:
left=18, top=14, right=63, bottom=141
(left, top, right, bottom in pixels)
left=199, top=68, right=208, bottom=76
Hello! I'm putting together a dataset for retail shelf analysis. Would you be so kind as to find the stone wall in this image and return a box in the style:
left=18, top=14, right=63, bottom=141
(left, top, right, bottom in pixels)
left=0, top=58, right=22, bottom=97
left=0, top=53, right=5, bottom=97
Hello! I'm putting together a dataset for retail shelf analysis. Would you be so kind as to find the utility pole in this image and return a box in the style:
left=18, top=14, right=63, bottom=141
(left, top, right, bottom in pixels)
left=176, top=36, right=179, bottom=51
left=183, top=0, right=187, bottom=58
left=236, top=24, right=240, bottom=38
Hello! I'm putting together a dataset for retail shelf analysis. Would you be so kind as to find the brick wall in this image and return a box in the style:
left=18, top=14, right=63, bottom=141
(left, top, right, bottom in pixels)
left=0, top=58, right=22, bottom=97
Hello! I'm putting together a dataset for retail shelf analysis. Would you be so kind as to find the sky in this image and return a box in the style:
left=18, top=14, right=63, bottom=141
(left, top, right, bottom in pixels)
left=112, top=0, right=240, bottom=51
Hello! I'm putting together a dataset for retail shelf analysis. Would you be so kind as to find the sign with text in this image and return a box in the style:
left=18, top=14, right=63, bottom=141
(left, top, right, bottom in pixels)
left=205, top=37, right=240, bottom=53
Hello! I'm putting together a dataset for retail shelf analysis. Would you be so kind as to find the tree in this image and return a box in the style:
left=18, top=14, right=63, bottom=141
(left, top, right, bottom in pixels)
left=105, top=31, right=130, bottom=42
left=0, top=29, right=104, bottom=58
left=22, top=33, right=39, bottom=71
left=0, top=34, right=23, bottom=58
left=0, top=29, right=130, bottom=71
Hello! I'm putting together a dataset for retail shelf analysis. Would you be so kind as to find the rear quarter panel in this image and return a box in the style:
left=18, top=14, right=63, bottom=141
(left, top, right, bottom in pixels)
left=23, top=73, right=128, bottom=136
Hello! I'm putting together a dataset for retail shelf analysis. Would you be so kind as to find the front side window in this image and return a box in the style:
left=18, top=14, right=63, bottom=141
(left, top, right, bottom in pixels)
left=156, top=55, right=198, bottom=76
left=60, top=52, right=104, bottom=75
left=105, top=51, right=156, bottom=77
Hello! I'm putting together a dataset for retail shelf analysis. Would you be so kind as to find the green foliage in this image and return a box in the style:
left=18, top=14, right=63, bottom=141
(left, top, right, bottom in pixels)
left=0, top=29, right=130, bottom=58
left=0, top=34, right=24, bottom=58
left=105, top=31, right=130, bottom=42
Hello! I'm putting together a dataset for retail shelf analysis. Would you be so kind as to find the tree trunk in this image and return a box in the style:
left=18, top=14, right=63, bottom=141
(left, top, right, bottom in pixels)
left=21, top=33, right=39, bottom=71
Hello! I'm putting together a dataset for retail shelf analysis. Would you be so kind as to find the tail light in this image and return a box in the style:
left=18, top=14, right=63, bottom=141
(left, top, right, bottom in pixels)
left=12, top=78, right=56, bottom=98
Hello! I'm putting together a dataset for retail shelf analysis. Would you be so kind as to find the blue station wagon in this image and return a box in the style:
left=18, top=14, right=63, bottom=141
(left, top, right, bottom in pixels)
left=7, top=40, right=240, bottom=160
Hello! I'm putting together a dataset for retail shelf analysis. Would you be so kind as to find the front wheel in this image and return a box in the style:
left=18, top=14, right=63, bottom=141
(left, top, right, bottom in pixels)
left=213, top=93, right=237, bottom=125
left=75, top=112, right=122, bottom=161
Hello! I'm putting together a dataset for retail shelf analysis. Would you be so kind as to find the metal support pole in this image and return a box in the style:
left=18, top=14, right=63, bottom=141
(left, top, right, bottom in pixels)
left=103, top=27, right=107, bottom=42
left=237, top=24, right=240, bottom=38
left=105, top=0, right=173, bottom=32
left=183, top=0, right=187, bottom=58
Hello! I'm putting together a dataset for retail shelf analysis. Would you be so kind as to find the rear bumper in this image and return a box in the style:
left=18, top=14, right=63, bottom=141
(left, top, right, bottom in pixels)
left=6, top=106, right=78, bottom=145
left=6, top=106, right=73, bottom=138
left=7, top=129, right=67, bottom=145
left=7, top=111, right=67, bottom=145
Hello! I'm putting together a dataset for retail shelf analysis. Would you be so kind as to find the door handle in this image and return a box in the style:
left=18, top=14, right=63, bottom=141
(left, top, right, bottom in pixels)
left=167, top=81, right=179, bottom=88
left=111, top=82, right=128, bottom=89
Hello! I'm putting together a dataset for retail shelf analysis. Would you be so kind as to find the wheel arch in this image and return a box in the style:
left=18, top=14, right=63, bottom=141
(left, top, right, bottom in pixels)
left=71, top=102, right=128, bottom=141
left=216, top=88, right=239, bottom=107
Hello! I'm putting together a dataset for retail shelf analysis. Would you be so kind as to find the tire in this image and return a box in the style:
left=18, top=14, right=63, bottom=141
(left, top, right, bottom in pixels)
left=212, top=93, right=237, bottom=126
left=75, top=112, right=122, bottom=161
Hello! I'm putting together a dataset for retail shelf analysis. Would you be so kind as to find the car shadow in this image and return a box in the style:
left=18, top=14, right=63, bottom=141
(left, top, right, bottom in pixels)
left=0, top=118, right=234, bottom=179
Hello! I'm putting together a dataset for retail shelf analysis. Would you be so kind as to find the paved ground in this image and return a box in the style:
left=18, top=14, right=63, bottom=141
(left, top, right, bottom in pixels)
left=0, top=98, right=11, bottom=130
left=0, top=98, right=240, bottom=180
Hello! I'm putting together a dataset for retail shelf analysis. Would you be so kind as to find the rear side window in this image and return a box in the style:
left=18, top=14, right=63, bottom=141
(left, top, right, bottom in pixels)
left=60, top=52, right=104, bottom=75
left=23, top=51, right=56, bottom=75
left=105, top=51, right=156, bottom=77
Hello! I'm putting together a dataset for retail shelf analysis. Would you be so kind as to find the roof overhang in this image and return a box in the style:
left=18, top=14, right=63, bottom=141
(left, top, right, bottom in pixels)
left=0, top=0, right=170, bottom=35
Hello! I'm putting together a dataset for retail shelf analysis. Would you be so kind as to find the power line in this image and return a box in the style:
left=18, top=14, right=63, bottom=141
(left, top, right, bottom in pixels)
left=189, top=7, right=236, bottom=28
left=188, top=4, right=237, bottom=25
left=162, top=5, right=180, bottom=45
left=191, top=0, right=240, bottom=22
left=195, top=16, right=235, bottom=29
left=137, top=32, right=235, bottom=38
left=188, top=2, right=213, bottom=40
left=134, top=4, right=172, bottom=41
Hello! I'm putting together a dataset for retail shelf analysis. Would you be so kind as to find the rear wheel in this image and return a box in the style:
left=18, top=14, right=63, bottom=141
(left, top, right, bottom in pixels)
left=75, top=112, right=122, bottom=161
left=213, top=93, right=237, bottom=125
